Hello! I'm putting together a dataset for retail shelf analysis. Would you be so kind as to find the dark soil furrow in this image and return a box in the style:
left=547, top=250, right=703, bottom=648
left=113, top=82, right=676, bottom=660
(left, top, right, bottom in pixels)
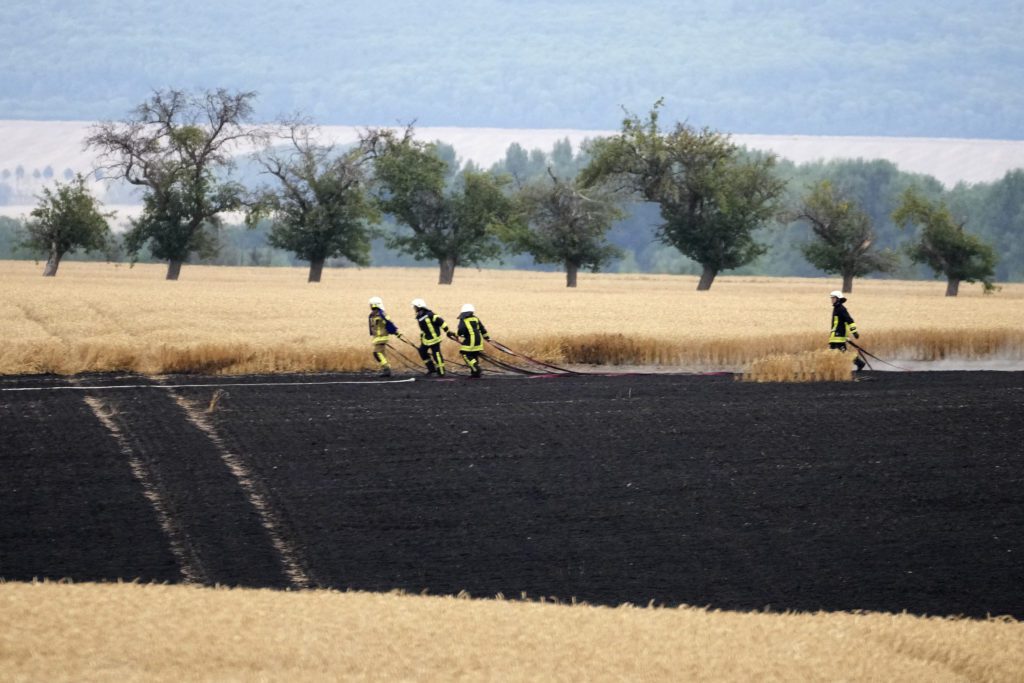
left=2, top=371, right=1022, bottom=617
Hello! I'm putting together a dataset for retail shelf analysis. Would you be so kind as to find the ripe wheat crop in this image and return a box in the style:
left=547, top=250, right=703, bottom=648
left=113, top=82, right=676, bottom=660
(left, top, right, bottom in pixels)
left=2, top=260, right=1022, bottom=376
left=1, top=582, right=1022, bottom=681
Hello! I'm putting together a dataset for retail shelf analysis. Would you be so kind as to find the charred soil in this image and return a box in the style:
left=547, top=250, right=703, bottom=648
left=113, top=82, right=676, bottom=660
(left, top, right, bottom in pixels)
left=2, top=370, right=1022, bottom=617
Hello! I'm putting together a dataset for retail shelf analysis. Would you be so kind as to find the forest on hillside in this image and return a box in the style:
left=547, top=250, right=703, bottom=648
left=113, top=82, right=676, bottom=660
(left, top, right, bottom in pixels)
left=3, top=135, right=1023, bottom=283
left=1, top=0, right=1022, bottom=138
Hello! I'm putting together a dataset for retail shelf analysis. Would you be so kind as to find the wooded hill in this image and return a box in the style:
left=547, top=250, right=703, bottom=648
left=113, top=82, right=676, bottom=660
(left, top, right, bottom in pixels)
left=1, top=0, right=1021, bottom=139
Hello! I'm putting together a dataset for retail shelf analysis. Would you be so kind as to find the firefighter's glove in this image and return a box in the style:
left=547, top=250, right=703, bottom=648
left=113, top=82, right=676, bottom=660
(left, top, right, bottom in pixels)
left=853, top=332, right=860, bottom=339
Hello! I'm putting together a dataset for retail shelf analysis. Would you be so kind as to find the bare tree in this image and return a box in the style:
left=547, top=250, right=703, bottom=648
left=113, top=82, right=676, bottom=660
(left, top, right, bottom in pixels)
left=86, top=88, right=258, bottom=280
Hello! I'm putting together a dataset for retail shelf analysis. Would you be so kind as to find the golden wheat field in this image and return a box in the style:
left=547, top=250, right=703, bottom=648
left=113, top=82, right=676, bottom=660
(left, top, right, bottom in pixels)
left=1, top=259, right=1023, bottom=376
left=1, top=582, right=1022, bottom=681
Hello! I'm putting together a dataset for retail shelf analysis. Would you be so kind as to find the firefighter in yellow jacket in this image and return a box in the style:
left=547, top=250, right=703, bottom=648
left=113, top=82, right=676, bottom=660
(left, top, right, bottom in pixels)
left=451, top=303, right=490, bottom=378
left=411, top=298, right=450, bottom=376
left=829, top=290, right=866, bottom=372
left=368, top=296, right=401, bottom=377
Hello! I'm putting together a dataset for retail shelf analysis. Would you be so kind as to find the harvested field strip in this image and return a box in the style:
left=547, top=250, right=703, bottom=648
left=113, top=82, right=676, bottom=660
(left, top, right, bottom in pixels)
left=1, top=583, right=1022, bottom=681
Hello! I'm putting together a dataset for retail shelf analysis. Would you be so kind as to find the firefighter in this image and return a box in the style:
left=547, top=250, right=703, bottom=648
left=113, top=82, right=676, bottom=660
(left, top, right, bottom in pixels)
left=368, top=296, right=401, bottom=377
left=451, top=303, right=490, bottom=378
left=411, top=298, right=449, bottom=376
left=829, top=290, right=866, bottom=371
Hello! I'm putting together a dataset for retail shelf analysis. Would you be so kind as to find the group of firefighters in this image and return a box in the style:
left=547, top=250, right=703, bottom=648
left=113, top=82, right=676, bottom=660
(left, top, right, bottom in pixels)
left=368, top=297, right=490, bottom=378
left=368, top=290, right=867, bottom=378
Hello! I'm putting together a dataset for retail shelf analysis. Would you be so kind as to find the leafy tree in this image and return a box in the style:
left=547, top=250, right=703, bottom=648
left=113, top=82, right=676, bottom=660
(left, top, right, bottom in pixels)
left=949, top=169, right=1024, bottom=282
left=22, top=174, right=113, bottom=276
left=892, top=187, right=997, bottom=296
left=86, top=88, right=258, bottom=280
left=580, top=102, right=786, bottom=290
left=249, top=121, right=377, bottom=282
left=790, top=179, right=898, bottom=292
left=510, top=170, right=623, bottom=287
left=366, top=127, right=517, bottom=284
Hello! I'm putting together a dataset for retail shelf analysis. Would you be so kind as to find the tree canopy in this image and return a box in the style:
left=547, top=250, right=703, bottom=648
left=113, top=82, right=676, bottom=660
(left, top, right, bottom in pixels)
left=249, top=121, right=377, bottom=282
left=367, top=127, right=517, bottom=284
left=790, top=180, right=898, bottom=293
left=22, top=174, right=113, bottom=276
left=510, top=170, right=623, bottom=287
left=581, top=103, right=787, bottom=290
left=86, top=88, right=258, bottom=279
left=892, top=187, right=998, bottom=296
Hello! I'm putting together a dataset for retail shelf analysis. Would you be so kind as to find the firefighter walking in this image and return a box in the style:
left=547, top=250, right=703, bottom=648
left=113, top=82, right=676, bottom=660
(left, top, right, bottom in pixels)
left=411, top=298, right=449, bottom=376
left=829, top=290, right=866, bottom=372
left=368, top=296, right=401, bottom=377
left=452, top=303, right=490, bottom=378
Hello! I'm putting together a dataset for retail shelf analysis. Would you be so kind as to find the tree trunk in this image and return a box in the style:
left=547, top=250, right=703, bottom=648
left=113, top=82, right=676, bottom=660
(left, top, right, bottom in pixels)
left=945, top=277, right=960, bottom=297
left=308, top=258, right=325, bottom=283
left=437, top=255, right=456, bottom=285
left=842, top=272, right=854, bottom=293
left=696, top=264, right=718, bottom=291
left=166, top=260, right=183, bottom=281
left=42, top=245, right=61, bottom=277
left=566, top=261, right=579, bottom=288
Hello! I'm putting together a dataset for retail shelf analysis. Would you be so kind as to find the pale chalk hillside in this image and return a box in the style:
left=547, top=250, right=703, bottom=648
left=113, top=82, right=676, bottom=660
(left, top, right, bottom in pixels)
left=2, top=120, right=1024, bottom=224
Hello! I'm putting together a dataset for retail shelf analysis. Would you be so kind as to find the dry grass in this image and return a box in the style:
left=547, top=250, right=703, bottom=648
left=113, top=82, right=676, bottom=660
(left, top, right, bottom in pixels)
left=1, top=582, right=1021, bottom=681
left=1, top=260, right=1022, bottom=375
left=742, top=349, right=856, bottom=382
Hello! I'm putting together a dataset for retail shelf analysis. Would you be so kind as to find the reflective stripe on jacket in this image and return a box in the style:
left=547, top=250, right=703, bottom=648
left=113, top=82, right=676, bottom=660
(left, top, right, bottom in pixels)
left=416, top=309, right=449, bottom=346
left=457, top=313, right=489, bottom=352
left=829, top=303, right=858, bottom=343
left=369, top=308, right=398, bottom=344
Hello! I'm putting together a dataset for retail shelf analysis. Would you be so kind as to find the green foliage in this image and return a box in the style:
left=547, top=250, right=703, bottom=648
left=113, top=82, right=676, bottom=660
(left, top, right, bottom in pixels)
left=948, top=169, right=1024, bottom=282
left=581, top=103, right=787, bottom=289
left=22, top=175, right=114, bottom=274
left=369, top=128, right=517, bottom=283
left=790, top=180, right=898, bottom=289
left=510, top=172, right=624, bottom=284
left=87, top=88, right=257, bottom=277
left=893, top=187, right=998, bottom=292
left=249, top=122, right=377, bottom=278
left=124, top=182, right=230, bottom=264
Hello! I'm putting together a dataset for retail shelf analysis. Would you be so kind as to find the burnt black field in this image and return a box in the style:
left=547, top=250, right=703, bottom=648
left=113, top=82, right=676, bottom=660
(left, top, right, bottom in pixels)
left=2, top=370, right=1022, bottom=618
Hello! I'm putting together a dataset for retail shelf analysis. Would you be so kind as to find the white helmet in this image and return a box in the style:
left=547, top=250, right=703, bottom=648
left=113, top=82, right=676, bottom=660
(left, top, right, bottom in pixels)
left=829, top=290, right=843, bottom=299
left=368, top=296, right=383, bottom=307
left=460, top=303, right=475, bottom=314
left=411, top=298, right=427, bottom=309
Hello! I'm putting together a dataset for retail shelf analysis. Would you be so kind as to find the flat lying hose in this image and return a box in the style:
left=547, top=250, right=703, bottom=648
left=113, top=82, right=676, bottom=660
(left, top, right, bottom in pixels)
left=487, top=340, right=581, bottom=375
left=847, top=340, right=909, bottom=371
left=480, top=352, right=549, bottom=375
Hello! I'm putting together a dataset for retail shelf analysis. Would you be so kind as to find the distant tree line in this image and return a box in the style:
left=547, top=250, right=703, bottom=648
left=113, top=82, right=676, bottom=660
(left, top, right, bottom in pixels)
left=4, top=89, right=1022, bottom=295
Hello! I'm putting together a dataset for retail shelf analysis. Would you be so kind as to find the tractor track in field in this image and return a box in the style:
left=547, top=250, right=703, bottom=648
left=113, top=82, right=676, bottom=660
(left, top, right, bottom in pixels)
left=1, top=370, right=1023, bottom=618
